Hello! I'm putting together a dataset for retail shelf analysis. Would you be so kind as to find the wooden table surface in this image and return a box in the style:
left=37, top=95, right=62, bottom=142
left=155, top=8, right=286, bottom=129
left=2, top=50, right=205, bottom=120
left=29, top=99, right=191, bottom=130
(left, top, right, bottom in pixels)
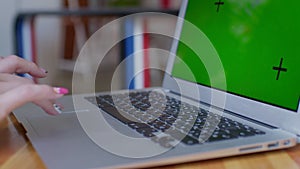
left=1, top=114, right=300, bottom=169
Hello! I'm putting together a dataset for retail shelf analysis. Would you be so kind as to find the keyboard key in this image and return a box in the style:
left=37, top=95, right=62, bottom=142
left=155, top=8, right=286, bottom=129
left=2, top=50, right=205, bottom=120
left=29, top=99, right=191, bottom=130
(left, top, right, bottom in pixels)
left=181, top=136, right=200, bottom=145
left=100, top=106, right=132, bottom=124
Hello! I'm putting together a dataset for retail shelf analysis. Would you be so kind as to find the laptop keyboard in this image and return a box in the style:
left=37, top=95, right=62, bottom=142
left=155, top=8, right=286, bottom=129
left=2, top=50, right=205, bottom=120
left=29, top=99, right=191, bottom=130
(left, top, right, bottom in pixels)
left=85, top=91, right=265, bottom=148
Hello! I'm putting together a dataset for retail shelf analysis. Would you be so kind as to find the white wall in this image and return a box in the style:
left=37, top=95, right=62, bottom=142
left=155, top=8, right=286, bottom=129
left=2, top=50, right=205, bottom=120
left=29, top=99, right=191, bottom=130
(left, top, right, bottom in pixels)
left=0, top=0, right=17, bottom=56
left=0, top=0, right=61, bottom=56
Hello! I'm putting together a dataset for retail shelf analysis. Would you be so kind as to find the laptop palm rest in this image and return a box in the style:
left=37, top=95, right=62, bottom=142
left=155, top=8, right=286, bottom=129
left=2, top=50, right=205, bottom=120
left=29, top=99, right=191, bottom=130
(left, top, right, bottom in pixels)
left=22, top=109, right=168, bottom=169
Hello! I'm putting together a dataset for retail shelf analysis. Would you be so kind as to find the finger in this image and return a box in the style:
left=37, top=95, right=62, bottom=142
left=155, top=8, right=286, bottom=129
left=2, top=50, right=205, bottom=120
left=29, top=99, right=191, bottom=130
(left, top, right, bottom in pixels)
left=0, top=55, right=47, bottom=78
left=31, top=87, right=69, bottom=115
left=0, top=85, right=68, bottom=120
left=30, top=87, right=69, bottom=115
left=54, top=102, right=64, bottom=110
left=0, top=73, right=34, bottom=83
left=33, top=100, right=60, bottom=116
left=0, top=73, right=34, bottom=94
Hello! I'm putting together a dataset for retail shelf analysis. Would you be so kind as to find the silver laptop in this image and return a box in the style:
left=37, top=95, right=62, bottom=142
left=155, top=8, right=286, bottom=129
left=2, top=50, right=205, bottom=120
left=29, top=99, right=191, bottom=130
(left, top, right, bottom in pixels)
left=13, top=0, right=300, bottom=168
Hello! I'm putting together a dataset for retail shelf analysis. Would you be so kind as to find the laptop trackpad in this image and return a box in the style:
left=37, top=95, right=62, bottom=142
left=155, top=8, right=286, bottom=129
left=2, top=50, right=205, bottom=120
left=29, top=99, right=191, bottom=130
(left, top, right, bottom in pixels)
left=26, top=113, right=85, bottom=138
left=25, top=112, right=141, bottom=139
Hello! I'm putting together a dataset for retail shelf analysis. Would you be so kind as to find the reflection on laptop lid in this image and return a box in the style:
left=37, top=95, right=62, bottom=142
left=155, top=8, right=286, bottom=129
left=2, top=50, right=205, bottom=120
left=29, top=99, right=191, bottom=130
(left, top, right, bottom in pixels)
left=172, top=0, right=299, bottom=112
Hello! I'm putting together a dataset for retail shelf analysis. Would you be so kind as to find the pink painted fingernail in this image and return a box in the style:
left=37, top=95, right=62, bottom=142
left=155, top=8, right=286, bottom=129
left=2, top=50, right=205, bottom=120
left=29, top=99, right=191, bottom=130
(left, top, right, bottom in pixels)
left=53, top=87, right=69, bottom=94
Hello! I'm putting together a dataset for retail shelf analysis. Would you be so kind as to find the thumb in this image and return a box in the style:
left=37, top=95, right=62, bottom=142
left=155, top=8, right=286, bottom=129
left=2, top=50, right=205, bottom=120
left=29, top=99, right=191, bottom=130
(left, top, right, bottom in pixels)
left=0, top=85, right=68, bottom=120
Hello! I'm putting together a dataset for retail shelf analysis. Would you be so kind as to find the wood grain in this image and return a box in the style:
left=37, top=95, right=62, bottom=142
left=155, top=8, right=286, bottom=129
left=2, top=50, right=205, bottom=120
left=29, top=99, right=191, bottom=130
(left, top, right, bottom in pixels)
left=1, top=114, right=300, bottom=169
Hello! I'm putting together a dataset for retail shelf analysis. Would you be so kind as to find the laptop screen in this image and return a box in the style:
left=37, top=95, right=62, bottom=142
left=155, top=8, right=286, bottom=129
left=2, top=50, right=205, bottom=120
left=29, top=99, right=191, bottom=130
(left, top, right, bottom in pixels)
left=172, top=0, right=300, bottom=111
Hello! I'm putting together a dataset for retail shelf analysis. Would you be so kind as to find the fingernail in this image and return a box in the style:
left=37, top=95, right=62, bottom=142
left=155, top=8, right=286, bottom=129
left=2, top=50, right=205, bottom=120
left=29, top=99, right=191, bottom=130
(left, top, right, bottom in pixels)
left=53, top=87, right=69, bottom=94
left=53, top=104, right=62, bottom=114
left=40, top=68, right=48, bottom=73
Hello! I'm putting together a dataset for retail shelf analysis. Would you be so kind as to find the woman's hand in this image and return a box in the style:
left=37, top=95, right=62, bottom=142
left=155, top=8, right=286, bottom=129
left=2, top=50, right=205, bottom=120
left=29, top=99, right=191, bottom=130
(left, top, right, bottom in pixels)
left=0, top=56, right=68, bottom=121
left=0, top=83, right=67, bottom=120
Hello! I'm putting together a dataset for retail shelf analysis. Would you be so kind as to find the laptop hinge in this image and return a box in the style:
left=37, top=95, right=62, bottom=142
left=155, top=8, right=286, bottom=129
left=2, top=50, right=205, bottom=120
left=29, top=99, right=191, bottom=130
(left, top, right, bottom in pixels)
left=168, top=90, right=277, bottom=129
left=222, top=108, right=277, bottom=129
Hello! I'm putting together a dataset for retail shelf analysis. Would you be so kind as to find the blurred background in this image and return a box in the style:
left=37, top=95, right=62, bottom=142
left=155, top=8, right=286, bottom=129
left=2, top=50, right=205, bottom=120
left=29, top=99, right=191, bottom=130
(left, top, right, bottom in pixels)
left=0, top=0, right=181, bottom=93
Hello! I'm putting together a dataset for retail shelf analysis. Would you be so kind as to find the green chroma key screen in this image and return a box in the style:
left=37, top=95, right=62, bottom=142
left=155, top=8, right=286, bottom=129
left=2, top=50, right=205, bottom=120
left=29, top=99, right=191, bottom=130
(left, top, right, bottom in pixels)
left=172, top=0, right=300, bottom=111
